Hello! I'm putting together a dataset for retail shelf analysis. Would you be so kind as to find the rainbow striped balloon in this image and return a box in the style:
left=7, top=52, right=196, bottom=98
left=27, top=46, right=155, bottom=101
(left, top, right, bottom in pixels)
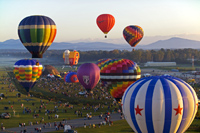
left=18, top=15, right=57, bottom=58
left=96, top=58, right=112, bottom=68
left=122, top=76, right=198, bottom=133
left=100, top=59, right=141, bottom=101
left=13, top=59, right=43, bottom=92
left=123, top=25, right=144, bottom=47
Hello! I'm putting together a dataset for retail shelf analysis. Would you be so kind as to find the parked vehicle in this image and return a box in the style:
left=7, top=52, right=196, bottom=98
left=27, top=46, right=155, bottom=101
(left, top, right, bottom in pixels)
left=1, top=113, right=11, bottom=119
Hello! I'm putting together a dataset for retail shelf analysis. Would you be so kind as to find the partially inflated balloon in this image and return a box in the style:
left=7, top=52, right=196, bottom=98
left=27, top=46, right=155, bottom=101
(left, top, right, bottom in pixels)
left=122, top=76, right=198, bottom=133
left=18, top=15, right=57, bottom=58
left=77, top=63, right=100, bottom=92
left=123, top=25, right=144, bottom=47
left=13, top=59, right=43, bottom=92
left=96, top=14, right=115, bottom=38
left=65, top=72, right=79, bottom=83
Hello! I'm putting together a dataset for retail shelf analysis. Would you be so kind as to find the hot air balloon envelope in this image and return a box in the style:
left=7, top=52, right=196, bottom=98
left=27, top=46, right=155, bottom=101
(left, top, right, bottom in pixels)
left=96, top=14, right=115, bottom=38
left=63, top=50, right=80, bottom=66
left=77, top=63, right=100, bottom=92
left=18, top=15, right=57, bottom=58
left=100, top=59, right=141, bottom=101
left=13, top=59, right=43, bottom=92
left=122, top=76, right=198, bottom=133
left=65, top=72, right=79, bottom=83
left=123, top=25, right=144, bottom=47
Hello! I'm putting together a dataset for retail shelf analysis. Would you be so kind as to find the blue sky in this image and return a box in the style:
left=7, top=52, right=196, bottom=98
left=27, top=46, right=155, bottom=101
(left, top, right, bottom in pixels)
left=0, top=0, right=200, bottom=45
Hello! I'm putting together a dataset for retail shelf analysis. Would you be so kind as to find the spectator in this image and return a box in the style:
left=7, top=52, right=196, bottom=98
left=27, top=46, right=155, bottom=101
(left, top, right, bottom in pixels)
left=84, top=123, right=86, bottom=128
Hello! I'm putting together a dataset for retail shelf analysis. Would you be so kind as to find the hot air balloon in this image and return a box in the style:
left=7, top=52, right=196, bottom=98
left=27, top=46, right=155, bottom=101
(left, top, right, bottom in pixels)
left=63, top=72, right=70, bottom=81
left=13, top=59, right=43, bottom=93
left=96, top=14, right=115, bottom=38
left=100, top=59, right=141, bottom=101
left=63, top=50, right=80, bottom=67
left=65, top=72, right=79, bottom=83
left=18, top=15, right=57, bottom=58
left=96, top=58, right=112, bottom=68
left=63, top=50, right=70, bottom=64
left=123, top=25, right=144, bottom=47
left=77, top=63, right=100, bottom=92
left=122, top=76, right=198, bottom=133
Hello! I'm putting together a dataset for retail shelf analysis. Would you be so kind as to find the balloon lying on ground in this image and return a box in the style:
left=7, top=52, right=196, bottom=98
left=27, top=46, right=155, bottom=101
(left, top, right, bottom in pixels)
left=100, top=59, right=141, bottom=101
left=63, top=50, right=80, bottom=67
left=96, top=58, right=112, bottom=68
left=122, top=76, right=198, bottom=133
left=123, top=25, right=144, bottom=47
left=18, top=15, right=57, bottom=58
left=64, top=72, right=79, bottom=83
left=77, top=63, right=100, bottom=92
left=13, top=59, right=43, bottom=92
left=96, top=14, right=115, bottom=38
left=63, top=72, right=70, bottom=82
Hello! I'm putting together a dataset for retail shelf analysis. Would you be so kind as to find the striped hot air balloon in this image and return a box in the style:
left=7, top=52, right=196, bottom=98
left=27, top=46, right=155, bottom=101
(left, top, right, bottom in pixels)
left=123, top=25, right=144, bottom=47
left=95, top=58, right=112, bottom=68
left=13, top=59, right=43, bottom=93
left=18, top=15, right=57, bottom=58
left=122, top=76, right=198, bottom=133
left=100, top=59, right=141, bottom=101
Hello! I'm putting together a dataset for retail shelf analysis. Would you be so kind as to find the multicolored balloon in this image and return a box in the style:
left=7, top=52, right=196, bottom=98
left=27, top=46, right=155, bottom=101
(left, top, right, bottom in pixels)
left=63, top=50, right=80, bottom=67
left=18, top=15, right=57, bottom=58
left=122, top=76, right=198, bottom=133
left=77, top=63, right=100, bottom=92
left=65, top=72, right=79, bottom=83
left=96, top=14, right=115, bottom=38
left=13, top=59, right=43, bottom=92
left=100, top=59, right=141, bottom=101
left=123, top=25, right=144, bottom=47
left=96, top=58, right=111, bottom=68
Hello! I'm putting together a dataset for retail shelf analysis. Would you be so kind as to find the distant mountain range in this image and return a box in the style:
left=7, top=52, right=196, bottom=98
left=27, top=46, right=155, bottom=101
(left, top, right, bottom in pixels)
left=0, top=37, right=200, bottom=51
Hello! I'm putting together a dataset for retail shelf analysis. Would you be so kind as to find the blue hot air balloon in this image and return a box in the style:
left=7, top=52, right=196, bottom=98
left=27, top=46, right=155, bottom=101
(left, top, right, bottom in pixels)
left=122, top=76, right=198, bottom=133
left=65, top=72, right=79, bottom=83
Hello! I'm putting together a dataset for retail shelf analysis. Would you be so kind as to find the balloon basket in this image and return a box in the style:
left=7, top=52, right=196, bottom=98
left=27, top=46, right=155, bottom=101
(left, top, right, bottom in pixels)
left=32, top=53, right=43, bottom=58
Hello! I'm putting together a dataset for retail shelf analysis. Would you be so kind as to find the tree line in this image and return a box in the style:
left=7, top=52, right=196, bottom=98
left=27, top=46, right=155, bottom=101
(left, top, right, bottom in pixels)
left=2, top=48, right=200, bottom=65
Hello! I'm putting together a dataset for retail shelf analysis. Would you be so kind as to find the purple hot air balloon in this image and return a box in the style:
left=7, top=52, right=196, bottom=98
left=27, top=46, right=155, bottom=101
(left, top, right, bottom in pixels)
left=77, top=63, right=100, bottom=92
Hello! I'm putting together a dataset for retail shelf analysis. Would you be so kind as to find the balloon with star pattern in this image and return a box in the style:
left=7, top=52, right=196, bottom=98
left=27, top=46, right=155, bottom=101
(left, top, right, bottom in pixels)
left=122, top=76, right=198, bottom=133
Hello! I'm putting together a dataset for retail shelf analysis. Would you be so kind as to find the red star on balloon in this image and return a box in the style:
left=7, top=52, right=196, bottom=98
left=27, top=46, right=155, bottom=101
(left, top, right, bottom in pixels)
left=174, top=104, right=183, bottom=116
left=135, top=105, right=143, bottom=116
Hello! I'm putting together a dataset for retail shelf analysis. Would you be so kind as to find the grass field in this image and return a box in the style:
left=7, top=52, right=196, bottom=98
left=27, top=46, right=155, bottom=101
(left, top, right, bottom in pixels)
left=0, top=67, right=118, bottom=129
left=0, top=66, right=199, bottom=132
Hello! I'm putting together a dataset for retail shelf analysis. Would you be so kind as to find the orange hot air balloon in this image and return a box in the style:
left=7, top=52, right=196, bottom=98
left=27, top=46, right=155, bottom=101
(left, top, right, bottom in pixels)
left=96, top=14, right=115, bottom=38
